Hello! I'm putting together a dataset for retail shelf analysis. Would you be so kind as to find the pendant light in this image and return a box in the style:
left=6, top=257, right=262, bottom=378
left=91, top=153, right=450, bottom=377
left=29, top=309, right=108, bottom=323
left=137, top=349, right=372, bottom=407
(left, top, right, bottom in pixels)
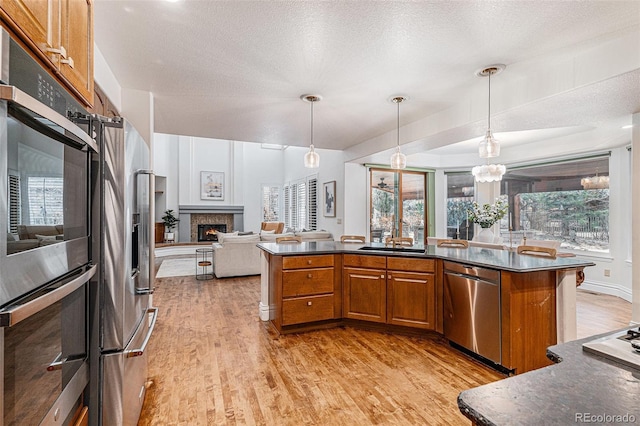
left=302, top=94, right=321, bottom=168
left=390, top=96, right=407, bottom=170
left=472, top=65, right=506, bottom=182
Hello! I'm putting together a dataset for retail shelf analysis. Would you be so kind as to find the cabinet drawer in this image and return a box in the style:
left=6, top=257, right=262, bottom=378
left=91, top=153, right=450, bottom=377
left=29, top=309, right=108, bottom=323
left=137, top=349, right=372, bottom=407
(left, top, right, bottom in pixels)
left=343, top=254, right=386, bottom=269
left=282, top=295, right=334, bottom=325
left=387, top=257, right=435, bottom=273
left=282, top=255, right=334, bottom=270
left=282, top=268, right=334, bottom=297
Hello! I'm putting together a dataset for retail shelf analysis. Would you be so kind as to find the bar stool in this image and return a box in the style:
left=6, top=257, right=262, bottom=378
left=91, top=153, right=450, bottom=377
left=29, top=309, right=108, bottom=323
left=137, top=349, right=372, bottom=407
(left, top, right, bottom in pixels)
left=195, top=248, right=214, bottom=280
left=437, top=239, right=469, bottom=248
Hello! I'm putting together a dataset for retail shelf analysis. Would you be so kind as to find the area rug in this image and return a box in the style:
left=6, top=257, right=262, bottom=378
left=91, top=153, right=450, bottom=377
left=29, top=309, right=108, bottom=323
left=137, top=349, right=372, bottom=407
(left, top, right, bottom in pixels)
left=156, top=258, right=198, bottom=278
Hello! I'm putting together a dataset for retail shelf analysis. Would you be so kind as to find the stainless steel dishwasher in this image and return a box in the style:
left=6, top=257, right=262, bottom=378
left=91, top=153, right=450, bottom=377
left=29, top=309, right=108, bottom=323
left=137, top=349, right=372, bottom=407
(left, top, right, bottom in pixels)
left=443, top=261, right=501, bottom=364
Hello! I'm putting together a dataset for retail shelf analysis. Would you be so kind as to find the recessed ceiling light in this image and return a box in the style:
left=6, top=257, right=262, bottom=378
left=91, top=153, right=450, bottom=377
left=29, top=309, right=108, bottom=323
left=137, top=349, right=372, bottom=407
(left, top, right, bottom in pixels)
left=622, top=124, right=633, bottom=129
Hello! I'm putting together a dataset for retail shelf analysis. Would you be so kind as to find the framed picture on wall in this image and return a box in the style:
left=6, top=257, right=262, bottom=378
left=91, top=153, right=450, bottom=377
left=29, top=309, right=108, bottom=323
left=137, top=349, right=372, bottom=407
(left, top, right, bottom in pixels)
left=323, top=181, right=336, bottom=217
left=201, top=171, right=224, bottom=200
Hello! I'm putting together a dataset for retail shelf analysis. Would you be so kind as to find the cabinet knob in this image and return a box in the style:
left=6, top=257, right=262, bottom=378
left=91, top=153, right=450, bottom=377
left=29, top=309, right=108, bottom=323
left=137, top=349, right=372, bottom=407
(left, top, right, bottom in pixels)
left=307, top=301, right=312, bottom=306
left=307, top=260, right=312, bottom=265
left=307, top=273, right=312, bottom=279
left=388, top=275, right=392, bottom=279
left=381, top=274, right=385, bottom=278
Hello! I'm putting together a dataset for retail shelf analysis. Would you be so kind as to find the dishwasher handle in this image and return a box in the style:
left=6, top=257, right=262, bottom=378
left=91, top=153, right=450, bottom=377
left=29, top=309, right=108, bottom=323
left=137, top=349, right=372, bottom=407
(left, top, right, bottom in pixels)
left=445, top=271, right=499, bottom=285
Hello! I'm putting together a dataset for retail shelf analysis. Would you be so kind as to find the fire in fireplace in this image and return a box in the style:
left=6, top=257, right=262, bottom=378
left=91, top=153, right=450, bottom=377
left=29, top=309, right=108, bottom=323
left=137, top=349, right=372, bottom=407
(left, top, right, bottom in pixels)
left=197, top=224, right=228, bottom=242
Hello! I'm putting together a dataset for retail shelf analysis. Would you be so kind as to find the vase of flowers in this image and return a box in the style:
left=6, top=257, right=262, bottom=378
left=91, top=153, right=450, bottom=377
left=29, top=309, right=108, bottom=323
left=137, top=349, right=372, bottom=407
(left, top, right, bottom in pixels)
left=467, top=199, right=508, bottom=243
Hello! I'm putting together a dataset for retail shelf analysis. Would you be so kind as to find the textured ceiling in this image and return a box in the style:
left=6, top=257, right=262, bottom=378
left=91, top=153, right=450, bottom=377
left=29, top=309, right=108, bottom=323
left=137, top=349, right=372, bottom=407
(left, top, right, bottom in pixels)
left=93, top=1, right=640, bottom=158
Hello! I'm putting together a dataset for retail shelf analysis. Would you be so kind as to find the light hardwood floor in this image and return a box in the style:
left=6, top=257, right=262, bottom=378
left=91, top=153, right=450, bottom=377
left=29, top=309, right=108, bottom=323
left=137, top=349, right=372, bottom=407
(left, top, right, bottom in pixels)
left=139, top=260, right=632, bottom=426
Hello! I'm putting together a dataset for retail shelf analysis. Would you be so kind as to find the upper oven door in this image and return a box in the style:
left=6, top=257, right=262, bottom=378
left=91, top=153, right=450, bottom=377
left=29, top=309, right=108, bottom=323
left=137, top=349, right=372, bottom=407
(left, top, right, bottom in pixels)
left=0, top=85, right=98, bottom=308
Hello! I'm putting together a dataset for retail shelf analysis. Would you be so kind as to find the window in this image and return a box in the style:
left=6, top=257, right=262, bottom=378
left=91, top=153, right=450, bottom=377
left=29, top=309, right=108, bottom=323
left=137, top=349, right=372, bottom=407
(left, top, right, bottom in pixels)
left=283, top=176, right=317, bottom=230
left=261, top=185, right=281, bottom=221
left=501, top=156, right=609, bottom=252
left=27, top=176, right=64, bottom=225
left=370, top=169, right=427, bottom=244
left=445, top=173, right=475, bottom=240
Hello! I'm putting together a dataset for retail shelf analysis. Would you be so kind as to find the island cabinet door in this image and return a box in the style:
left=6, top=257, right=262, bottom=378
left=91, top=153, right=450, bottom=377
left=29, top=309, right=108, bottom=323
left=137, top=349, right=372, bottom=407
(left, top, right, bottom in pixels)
left=343, top=267, right=387, bottom=323
left=386, top=271, right=436, bottom=330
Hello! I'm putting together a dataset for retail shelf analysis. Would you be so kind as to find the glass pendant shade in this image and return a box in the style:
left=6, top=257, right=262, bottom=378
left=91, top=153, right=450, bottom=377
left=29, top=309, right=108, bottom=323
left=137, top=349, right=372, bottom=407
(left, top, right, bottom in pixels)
left=390, top=95, right=407, bottom=169
left=304, top=144, right=320, bottom=168
left=472, top=163, right=506, bottom=183
left=301, top=94, right=322, bottom=168
left=390, top=146, right=407, bottom=170
left=479, top=129, right=500, bottom=158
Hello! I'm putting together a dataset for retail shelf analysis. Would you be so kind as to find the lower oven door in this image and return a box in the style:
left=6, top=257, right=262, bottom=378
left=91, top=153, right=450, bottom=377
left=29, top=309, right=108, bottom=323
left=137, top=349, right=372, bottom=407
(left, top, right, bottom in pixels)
left=101, top=307, right=158, bottom=426
left=0, top=264, right=95, bottom=426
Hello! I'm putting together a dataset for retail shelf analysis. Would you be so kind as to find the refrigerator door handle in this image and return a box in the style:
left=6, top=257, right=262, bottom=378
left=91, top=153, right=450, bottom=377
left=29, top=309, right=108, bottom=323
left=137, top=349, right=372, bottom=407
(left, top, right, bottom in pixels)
left=126, top=307, right=159, bottom=358
left=135, top=169, right=155, bottom=294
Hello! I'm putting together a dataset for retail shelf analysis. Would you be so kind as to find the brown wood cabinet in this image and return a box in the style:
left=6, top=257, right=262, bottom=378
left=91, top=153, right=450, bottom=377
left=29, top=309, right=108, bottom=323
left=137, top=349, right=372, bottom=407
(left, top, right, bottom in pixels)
left=270, top=254, right=342, bottom=332
left=0, top=0, right=94, bottom=106
left=500, top=270, right=557, bottom=374
left=91, top=84, right=120, bottom=118
left=343, top=254, right=437, bottom=330
left=387, top=257, right=436, bottom=330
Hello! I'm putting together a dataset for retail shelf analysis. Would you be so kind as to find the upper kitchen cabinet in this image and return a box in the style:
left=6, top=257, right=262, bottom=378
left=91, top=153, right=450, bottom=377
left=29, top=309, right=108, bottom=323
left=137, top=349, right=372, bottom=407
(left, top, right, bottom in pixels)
left=0, top=0, right=94, bottom=107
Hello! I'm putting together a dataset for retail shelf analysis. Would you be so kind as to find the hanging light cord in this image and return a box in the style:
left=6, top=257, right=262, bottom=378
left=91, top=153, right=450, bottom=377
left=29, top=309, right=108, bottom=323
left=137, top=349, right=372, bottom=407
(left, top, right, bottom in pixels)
left=396, top=99, right=400, bottom=148
left=310, top=99, right=314, bottom=147
left=487, top=70, right=492, bottom=131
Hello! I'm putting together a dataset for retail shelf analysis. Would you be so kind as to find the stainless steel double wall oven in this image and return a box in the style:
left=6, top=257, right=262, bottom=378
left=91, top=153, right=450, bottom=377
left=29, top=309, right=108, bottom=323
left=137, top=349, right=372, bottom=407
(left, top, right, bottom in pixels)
left=0, top=29, right=97, bottom=425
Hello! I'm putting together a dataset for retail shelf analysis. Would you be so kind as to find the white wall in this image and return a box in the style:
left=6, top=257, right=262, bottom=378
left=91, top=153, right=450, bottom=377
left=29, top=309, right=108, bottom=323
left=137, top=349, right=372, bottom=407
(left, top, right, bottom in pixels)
left=93, top=45, right=122, bottom=112
left=154, top=133, right=180, bottom=223
left=343, top=163, right=368, bottom=237
left=283, top=146, right=345, bottom=238
left=241, top=144, right=285, bottom=232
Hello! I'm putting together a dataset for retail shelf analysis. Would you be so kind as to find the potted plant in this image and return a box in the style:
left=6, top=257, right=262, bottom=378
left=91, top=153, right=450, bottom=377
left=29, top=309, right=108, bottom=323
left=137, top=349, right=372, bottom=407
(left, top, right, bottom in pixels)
left=467, top=199, right=508, bottom=243
left=162, top=209, right=179, bottom=242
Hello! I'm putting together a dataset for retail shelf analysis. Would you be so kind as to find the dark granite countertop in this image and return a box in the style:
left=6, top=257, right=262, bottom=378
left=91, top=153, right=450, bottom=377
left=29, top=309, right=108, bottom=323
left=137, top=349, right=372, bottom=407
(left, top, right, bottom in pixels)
left=458, top=330, right=640, bottom=425
left=257, top=241, right=594, bottom=273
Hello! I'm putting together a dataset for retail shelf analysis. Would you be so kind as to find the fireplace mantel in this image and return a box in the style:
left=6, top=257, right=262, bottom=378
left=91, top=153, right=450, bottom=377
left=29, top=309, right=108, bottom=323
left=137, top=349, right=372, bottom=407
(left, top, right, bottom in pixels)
left=178, top=205, right=244, bottom=214
left=177, top=205, right=244, bottom=242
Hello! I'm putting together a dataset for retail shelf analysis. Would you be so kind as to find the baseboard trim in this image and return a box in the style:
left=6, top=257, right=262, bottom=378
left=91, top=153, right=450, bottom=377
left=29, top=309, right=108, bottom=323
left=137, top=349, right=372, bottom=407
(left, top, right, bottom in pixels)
left=259, top=302, right=270, bottom=321
left=579, top=279, right=632, bottom=302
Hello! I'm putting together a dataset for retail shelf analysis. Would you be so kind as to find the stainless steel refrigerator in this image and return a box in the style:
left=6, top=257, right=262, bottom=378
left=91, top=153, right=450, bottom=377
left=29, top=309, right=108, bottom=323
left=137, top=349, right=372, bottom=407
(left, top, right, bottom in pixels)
left=88, top=115, right=158, bottom=426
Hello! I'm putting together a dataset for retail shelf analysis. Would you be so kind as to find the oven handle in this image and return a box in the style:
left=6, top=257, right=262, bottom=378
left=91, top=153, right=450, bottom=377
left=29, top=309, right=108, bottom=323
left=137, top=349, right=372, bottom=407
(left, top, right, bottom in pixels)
left=126, top=307, right=159, bottom=358
left=0, top=264, right=97, bottom=328
left=0, top=85, right=98, bottom=153
left=46, top=352, right=86, bottom=371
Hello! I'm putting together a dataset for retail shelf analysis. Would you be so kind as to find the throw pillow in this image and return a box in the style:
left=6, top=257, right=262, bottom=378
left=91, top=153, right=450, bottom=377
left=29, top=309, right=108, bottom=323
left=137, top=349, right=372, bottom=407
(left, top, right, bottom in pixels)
left=260, top=229, right=276, bottom=234
left=238, top=231, right=254, bottom=236
left=216, top=231, right=238, bottom=243
left=35, top=234, right=57, bottom=241
left=6, top=233, right=16, bottom=241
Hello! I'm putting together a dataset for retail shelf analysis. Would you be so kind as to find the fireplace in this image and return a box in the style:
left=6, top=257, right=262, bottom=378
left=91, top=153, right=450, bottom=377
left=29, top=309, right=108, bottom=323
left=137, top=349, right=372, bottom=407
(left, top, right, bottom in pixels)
left=198, top=224, right=227, bottom=242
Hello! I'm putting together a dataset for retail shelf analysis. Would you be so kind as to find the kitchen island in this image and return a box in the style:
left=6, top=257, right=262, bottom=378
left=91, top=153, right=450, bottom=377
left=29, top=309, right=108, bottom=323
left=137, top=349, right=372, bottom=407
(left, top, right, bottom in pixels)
left=257, top=241, right=594, bottom=374
left=458, top=329, right=640, bottom=425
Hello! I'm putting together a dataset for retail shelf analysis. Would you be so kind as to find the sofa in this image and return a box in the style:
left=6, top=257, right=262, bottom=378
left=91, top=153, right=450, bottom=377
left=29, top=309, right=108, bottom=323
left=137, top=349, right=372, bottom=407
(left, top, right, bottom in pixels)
left=211, top=229, right=333, bottom=278
left=7, top=224, right=64, bottom=254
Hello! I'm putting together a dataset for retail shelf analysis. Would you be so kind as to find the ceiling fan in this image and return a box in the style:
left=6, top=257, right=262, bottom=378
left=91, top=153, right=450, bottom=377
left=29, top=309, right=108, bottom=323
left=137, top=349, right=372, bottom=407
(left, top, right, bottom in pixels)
left=377, top=177, right=388, bottom=189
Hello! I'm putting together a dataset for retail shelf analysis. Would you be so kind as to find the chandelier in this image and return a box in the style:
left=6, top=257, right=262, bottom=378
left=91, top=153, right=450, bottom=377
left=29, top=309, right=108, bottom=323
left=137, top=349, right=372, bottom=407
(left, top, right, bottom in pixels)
left=472, top=164, right=507, bottom=183
left=389, top=96, right=407, bottom=169
left=473, top=65, right=506, bottom=182
left=302, top=94, right=321, bottom=168
left=581, top=170, right=609, bottom=189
